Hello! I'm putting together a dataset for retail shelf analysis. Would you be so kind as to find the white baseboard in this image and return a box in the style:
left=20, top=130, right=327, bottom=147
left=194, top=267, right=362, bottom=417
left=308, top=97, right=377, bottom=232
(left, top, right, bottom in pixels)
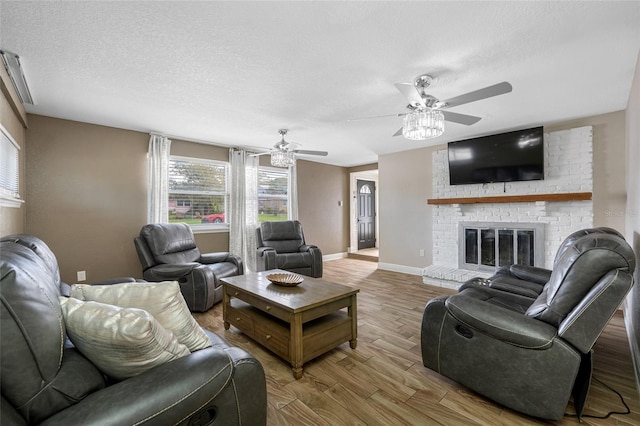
left=323, top=252, right=348, bottom=262
left=377, top=262, right=423, bottom=276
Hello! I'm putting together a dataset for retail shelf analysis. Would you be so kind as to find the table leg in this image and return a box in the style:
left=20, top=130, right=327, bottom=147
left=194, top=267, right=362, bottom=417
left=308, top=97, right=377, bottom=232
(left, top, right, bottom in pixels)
left=223, top=285, right=230, bottom=330
left=349, top=294, right=358, bottom=349
left=290, top=313, right=304, bottom=379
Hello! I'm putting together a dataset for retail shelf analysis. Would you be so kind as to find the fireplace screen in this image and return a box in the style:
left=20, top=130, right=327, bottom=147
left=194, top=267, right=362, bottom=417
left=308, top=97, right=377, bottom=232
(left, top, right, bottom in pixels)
left=460, top=223, right=542, bottom=272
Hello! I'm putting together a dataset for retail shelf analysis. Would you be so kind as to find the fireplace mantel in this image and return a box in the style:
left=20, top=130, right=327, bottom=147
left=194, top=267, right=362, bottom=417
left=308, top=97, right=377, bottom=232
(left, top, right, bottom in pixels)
left=427, top=192, right=592, bottom=205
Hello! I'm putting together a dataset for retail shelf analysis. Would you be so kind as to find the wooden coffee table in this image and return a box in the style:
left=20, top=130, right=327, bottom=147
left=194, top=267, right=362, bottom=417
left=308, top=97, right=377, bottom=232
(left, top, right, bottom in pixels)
left=221, top=270, right=359, bottom=379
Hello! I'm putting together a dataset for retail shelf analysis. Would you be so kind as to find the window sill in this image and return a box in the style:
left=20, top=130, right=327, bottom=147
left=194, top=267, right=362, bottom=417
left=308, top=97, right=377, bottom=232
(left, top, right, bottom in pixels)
left=0, top=193, right=24, bottom=208
left=190, top=224, right=230, bottom=234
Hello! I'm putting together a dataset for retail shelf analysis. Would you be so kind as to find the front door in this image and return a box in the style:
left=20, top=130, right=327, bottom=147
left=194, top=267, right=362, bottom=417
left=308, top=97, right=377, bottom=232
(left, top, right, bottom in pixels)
left=357, top=180, right=376, bottom=250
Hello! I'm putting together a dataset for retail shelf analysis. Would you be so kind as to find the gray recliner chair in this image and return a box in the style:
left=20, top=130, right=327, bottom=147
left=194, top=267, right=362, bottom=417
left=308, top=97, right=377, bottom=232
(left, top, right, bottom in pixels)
left=1, top=234, right=266, bottom=425
left=134, top=223, right=243, bottom=312
left=421, top=230, right=636, bottom=420
left=459, top=227, right=625, bottom=298
left=256, top=220, right=322, bottom=278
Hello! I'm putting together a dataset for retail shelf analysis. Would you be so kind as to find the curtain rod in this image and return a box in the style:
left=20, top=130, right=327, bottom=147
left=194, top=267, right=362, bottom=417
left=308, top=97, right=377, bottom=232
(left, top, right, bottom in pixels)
left=149, top=132, right=261, bottom=154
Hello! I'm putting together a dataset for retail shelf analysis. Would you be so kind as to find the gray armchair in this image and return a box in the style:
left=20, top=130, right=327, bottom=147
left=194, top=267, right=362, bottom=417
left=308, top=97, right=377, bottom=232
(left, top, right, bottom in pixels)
left=459, top=227, right=625, bottom=298
left=256, top=220, right=322, bottom=278
left=134, top=223, right=243, bottom=312
left=421, top=230, right=636, bottom=420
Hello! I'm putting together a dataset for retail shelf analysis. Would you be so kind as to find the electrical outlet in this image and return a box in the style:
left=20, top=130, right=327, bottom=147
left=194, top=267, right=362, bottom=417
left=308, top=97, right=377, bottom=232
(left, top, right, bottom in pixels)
left=77, top=271, right=86, bottom=282
left=419, top=249, right=425, bottom=257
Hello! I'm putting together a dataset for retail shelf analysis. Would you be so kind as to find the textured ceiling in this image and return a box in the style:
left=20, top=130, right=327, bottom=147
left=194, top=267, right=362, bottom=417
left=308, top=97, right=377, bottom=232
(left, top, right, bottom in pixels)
left=1, top=1, right=639, bottom=167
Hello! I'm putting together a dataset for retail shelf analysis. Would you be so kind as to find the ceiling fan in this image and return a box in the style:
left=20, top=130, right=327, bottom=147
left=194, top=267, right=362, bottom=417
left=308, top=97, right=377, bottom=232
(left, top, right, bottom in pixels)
left=351, top=74, right=513, bottom=139
left=253, top=129, right=328, bottom=167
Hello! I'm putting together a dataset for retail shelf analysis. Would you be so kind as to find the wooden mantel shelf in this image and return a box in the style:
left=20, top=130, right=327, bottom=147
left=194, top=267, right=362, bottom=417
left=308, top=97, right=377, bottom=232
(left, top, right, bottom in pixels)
left=427, top=192, right=592, bottom=205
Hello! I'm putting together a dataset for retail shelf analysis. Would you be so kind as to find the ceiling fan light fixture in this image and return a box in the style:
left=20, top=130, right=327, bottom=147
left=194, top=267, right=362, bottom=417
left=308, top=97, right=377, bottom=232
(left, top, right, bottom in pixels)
left=271, top=149, right=295, bottom=168
left=402, top=109, right=444, bottom=140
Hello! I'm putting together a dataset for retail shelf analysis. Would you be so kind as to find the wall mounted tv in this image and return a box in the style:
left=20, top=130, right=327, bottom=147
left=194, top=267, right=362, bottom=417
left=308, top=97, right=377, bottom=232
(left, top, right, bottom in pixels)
left=447, top=126, right=544, bottom=185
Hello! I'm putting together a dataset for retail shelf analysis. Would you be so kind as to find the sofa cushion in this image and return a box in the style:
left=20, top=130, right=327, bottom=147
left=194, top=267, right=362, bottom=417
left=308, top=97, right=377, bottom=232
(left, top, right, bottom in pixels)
left=70, top=281, right=211, bottom=352
left=59, top=297, right=190, bottom=380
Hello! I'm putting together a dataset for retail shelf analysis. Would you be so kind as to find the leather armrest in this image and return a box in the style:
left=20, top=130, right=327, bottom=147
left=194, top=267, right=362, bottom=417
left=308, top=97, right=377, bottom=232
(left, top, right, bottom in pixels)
left=445, top=292, right=557, bottom=349
left=487, top=276, right=544, bottom=298
left=92, top=277, right=143, bottom=285
left=257, top=247, right=276, bottom=257
left=225, top=254, right=243, bottom=274
left=199, top=252, right=230, bottom=264
left=143, top=263, right=200, bottom=280
left=41, top=346, right=264, bottom=426
left=60, top=277, right=144, bottom=297
left=509, top=264, right=552, bottom=284
left=299, top=244, right=318, bottom=252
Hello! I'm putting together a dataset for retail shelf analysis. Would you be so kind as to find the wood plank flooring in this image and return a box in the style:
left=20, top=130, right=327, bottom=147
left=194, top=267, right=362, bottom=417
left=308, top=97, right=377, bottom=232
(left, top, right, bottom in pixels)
left=193, top=258, right=640, bottom=425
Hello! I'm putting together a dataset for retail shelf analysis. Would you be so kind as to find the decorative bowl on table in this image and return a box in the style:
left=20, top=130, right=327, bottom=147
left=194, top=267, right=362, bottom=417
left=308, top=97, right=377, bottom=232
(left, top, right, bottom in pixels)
left=266, top=273, right=304, bottom=287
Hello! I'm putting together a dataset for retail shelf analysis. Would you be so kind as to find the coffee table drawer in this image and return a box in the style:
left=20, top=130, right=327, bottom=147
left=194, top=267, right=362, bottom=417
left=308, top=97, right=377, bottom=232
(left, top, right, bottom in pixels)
left=226, top=302, right=255, bottom=334
left=227, top=287, right=290, bottom=321
left=254, top=320, right=289, bottom=360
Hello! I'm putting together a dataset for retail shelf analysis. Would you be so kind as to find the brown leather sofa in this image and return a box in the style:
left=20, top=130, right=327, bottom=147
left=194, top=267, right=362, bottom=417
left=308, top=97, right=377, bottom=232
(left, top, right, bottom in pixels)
left=1, top=234, right=266, bottom=425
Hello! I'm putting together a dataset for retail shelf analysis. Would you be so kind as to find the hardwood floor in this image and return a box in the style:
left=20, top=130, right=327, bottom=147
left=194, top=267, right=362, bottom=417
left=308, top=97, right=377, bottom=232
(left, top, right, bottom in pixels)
left=193, top=258, right=640, bottom=425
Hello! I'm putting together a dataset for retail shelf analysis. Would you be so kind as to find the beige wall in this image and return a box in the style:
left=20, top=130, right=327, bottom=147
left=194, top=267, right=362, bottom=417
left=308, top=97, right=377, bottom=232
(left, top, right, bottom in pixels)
left=0, top=65, right=27, bottom=236
left=545, top=110, right=627, bottom=232
left=624, top=52, right=640, bottom=394
left=26, top=115, right=148, bottom=282
left=348, top=163, right=378, bottom=174
left=378, top=111, right=628, bottom=270
left=378, top=145, right=442, bottom=269
left=296, top=159, right=350, bottom=255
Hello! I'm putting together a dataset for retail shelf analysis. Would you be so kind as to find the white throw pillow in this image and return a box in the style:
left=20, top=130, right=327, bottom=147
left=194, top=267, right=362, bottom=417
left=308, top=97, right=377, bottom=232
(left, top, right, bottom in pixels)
left=70, top=281, right=211, bottom=352
left=59, top=297, right=190, bottom=380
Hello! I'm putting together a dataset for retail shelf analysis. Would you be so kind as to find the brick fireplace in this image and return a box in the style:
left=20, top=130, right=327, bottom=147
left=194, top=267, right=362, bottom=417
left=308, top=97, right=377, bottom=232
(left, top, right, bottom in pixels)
left=422, top=126, right=594, bottom=289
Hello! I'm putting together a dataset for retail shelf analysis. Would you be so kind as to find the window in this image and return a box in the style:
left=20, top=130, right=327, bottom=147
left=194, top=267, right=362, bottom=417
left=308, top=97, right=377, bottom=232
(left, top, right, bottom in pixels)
left=0, top=124, right=22, bottom=208
left=168, top=156, right=229, bottom=228
left=258, top=166, right=289, bottom=222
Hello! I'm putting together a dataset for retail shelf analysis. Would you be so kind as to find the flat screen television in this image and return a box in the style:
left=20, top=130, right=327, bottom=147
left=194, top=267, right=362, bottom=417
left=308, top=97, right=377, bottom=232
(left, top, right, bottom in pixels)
left=447, top=126, right=544, bottom=185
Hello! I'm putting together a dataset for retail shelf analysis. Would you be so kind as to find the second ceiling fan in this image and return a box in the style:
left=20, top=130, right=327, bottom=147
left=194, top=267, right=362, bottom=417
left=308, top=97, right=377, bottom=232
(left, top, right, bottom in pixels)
left=253, top=129, right=328, bottom=167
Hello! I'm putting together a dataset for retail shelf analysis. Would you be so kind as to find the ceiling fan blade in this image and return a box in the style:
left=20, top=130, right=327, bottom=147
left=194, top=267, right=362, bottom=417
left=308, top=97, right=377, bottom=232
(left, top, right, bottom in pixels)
left=441, top=82, right=512, bottom=109
left=392, top=127, right=403, bottom=137
left=249, top=151, right=271, bottom=157
left=441, top=110, right=482, bottom=126
left=394, top=83, right=425, bottom=107
left=347, top=112, right=405, bottom=122
left=293, top=149, right=328, bottom=156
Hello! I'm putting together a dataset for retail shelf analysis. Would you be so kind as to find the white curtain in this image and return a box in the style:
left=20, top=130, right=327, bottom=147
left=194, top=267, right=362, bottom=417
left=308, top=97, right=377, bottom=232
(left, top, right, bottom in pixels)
left=289, top=164, right=298, bottom=220
left=147, top=134, right=171, bottom=224
left=229, top=149, right=259, bottom=272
